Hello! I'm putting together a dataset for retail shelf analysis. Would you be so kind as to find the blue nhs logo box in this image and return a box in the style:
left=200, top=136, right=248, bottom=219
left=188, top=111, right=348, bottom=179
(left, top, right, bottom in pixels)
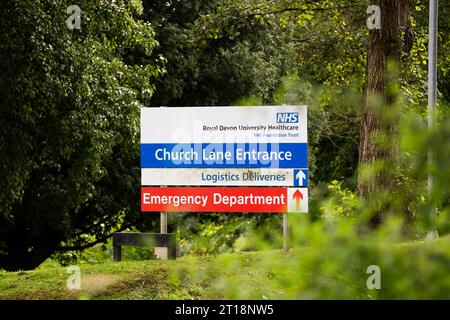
left=276, top=112, right=299, bottom=123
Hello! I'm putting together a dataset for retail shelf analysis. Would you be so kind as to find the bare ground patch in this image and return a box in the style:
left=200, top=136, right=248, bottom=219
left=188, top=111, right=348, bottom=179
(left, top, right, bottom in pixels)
left=68, top=274, right=120, bottom=299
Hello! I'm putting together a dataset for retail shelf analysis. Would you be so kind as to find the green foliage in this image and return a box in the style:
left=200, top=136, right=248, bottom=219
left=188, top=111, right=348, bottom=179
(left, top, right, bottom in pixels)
left=1, top=232, right=449, bottom=299
left=177, top=204, right=450, bottom=299
left=178, top=214, right=251, bottom=255
left=320, top=180, right=358, bottom=219
left=144, top=0, right=295, bottom=106
left=0, top=0, right=162, bottom=270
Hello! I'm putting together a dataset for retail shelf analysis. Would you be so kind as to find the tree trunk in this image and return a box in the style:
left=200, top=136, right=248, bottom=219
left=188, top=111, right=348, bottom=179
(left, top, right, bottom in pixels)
left=358, top=0, right=409, bottom=225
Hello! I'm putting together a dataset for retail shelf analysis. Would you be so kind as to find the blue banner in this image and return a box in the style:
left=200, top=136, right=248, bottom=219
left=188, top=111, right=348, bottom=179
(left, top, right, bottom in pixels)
left=141, top=143, right=308, bottom=168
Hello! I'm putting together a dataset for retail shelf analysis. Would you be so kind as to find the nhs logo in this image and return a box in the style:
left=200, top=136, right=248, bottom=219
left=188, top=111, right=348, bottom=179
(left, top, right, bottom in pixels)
left=276, top=112, right=298, bottom=123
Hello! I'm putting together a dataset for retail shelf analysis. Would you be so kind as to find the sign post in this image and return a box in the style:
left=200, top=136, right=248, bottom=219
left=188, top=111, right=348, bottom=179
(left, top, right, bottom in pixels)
left=141, top=106, right=309, bottom=251
left=154, top=212, right=168, bottom=260
left=155, top=185, right=168, bottom=260
left=160, top=212, right=167, bottom=234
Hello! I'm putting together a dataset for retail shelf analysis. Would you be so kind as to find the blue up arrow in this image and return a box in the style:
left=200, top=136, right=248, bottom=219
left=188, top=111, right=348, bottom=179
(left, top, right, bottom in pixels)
left=294, top=169, right=308, bottom=187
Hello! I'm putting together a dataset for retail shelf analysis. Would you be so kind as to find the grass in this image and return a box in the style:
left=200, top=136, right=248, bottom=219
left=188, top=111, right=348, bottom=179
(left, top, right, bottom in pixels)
left=0, top=250, right=291, bottom=300
left=0, top=235, right=449, bottom=300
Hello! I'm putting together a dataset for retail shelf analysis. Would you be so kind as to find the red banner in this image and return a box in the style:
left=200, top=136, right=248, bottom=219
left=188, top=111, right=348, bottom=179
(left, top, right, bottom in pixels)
left=141, top=187, right=291, bottom=213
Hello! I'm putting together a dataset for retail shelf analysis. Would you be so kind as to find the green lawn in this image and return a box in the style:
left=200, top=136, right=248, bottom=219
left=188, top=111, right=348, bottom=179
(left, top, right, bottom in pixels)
left=1, top=236, right=449, bottom=300
left=0, top=250, right=293, bottom=300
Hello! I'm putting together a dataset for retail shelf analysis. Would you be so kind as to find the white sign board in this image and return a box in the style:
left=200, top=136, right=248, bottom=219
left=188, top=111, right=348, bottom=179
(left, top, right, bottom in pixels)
left=140, top=106, right=308, bottom=213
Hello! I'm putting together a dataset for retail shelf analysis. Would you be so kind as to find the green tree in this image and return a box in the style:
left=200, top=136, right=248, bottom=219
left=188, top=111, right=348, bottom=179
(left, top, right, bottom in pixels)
left=143, top=0, right=294, bottom=107
left=0, top=0, right=162, bottom=271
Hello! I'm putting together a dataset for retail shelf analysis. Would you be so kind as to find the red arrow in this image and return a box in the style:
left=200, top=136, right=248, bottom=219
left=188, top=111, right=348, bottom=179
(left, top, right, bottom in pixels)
left=292, top=190, right=303, bottom=210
